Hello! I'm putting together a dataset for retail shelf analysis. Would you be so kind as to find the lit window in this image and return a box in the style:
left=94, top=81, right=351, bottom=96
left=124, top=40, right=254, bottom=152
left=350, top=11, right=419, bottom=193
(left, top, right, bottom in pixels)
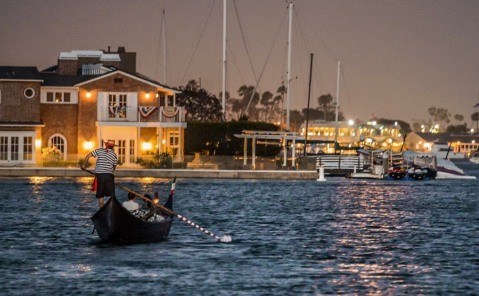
left=45, top=91, right=73, bottom=104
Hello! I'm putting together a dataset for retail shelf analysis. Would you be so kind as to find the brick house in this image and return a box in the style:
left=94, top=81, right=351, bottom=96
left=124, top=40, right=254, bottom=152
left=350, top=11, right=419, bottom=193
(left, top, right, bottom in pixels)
left=0, top=66, right=44, bottom=165
left=0, top=47, right=186, bottom=166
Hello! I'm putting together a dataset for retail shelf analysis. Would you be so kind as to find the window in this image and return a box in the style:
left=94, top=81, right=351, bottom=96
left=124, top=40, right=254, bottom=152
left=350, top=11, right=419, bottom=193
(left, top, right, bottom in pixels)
left=24, top=87, right=35, bottom=99
left=23, top=137, right=33, bottom=161
left=49, top=134, right=66, bottom=160
left=11, top=137, right=19, bottom=161
left=0, top=133, right=35, bottom=163
left=117, top=140, right=126, bottom=164
left=46, top=91, right=72, bottom=103
left=129, top=139, right=136, bottom=163
left=0, top=137, right=8, bottom=160
left=108, top=94, right=128, bottom=119
left=168, top=132, right=179, bottom=147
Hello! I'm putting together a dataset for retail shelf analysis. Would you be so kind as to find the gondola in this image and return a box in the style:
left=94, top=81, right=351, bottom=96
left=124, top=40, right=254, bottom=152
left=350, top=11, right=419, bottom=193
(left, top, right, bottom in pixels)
left=91, top=193, right=174, bottom=244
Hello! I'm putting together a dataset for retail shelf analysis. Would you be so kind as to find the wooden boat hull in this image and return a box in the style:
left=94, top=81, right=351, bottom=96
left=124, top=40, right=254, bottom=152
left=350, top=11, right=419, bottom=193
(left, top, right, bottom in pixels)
left=91, top=195, right=173, bottom=244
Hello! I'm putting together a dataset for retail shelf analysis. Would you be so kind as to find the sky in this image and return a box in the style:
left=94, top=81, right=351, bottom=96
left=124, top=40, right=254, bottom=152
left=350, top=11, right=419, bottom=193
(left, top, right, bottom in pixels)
left=1, top=0, right=479, bottom=126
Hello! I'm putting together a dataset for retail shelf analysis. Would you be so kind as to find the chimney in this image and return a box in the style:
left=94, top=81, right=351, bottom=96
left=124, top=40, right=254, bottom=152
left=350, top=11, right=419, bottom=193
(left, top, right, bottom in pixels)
left=118, top=46, right=126, bottom=53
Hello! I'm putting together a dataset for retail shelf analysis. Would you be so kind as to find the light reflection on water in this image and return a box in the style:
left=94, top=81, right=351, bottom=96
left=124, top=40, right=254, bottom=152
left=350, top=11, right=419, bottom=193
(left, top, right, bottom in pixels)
left=0, top=162, right=478, bottom=295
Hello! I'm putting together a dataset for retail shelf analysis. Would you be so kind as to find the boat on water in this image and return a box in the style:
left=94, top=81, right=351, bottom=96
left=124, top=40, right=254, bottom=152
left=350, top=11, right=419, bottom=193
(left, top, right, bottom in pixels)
left=91, top=194, right=174, bottom=244
left=402, top=151, right=476, bottom=180
left=470, top=150, right=479, bottom=164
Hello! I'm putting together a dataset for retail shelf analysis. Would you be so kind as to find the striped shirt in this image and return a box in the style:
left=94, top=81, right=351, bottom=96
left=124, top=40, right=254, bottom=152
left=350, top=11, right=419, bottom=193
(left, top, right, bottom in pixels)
left=91, top=148, right=117, bottom=174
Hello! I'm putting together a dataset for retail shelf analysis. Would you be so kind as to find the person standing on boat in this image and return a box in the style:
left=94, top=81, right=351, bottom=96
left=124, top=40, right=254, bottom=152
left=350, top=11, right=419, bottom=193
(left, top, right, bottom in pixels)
left=81, top=139, right=118, bottom=208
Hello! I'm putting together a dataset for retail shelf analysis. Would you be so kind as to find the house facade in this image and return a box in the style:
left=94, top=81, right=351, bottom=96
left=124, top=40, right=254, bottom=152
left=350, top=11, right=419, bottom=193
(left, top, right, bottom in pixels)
left=0, top=66, right=44, bottom=165
left=0, top=47, right=185, bottom=167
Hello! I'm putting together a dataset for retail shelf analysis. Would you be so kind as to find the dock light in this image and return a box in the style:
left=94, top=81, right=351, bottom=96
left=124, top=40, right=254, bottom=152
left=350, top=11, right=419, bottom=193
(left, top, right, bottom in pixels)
left=348, top=120, right=354, bottom=125
left=471, top=129, right=475, bottom=133
left=35, top=139, right=41, bottom=148
left=372, top=121, right=376, bottom=126
left=388, top=138, right=393, bottom=143
left=83, top=141, right=93, bottom=150
left=395, top=122, right=398, bottom=126
left=145, top=93, right=150, bottom=99
left=86, top=92, right=91, bottom=98
left=142, top=142, right=152, bottom=150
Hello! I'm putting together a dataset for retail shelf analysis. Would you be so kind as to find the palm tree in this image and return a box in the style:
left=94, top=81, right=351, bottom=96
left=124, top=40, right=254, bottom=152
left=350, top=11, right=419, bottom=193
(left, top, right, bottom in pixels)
left=260, top=91, right=273, bottom=122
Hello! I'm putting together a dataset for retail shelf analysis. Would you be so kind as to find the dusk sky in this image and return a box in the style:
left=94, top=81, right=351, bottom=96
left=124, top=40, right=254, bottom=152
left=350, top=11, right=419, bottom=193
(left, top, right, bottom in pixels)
left=2, top=0, right=479, bottom=126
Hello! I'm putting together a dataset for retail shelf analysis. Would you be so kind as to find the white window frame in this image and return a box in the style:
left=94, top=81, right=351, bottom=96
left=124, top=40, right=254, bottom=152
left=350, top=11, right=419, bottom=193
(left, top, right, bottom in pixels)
left=168, top=131, right=179, bottom=147
left=48, top=134, right=67, bottom=160
left=0, top=131, right=36, bottom=164
left=41, top=87, right=78, bottom=104
left=24, top=87, right=35, bottom=99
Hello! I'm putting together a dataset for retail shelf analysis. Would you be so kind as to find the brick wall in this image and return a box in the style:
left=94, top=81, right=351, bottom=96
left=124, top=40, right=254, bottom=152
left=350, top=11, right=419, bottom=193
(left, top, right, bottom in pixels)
left=40, top=104, right=78, bottom=154
left=0, top=81, right=41, bottom=122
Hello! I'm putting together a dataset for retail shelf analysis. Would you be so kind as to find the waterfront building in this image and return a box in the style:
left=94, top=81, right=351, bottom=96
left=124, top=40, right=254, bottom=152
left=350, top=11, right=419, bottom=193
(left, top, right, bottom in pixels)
left=0, top=47, right=185, bottom=166
left=404, top=132, right=479, bottom=158
left=300, top=120, right=403, bottom=153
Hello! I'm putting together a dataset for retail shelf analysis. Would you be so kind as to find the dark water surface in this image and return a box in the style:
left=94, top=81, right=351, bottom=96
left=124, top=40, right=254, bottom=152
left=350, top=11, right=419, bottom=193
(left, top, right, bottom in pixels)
left=1, top=162, right=478, bottom=295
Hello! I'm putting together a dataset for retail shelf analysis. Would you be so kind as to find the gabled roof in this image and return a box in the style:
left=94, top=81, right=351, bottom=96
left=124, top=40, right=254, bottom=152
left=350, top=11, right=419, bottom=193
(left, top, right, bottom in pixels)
left=74, top=69, right=179, bottom=93
left=41, top=73, right=89, bottom=87
left=0, top=66, right=43, bottom=81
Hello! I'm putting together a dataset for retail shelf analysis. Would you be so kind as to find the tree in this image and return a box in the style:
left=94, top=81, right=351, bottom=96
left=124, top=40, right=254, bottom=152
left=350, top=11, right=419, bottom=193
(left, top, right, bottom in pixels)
left=317, top=94, right=333, bottom=120
left=427, top=107, right=451, bottom=131
left=376, top=118, right=412, bottom=134
left=176, top=81, right=223, bottom=122
left=446, top=124, right=467, bottom=134
left=472, top=112, right=479, bottom=130
left=454, top=114, right=464, bottom=125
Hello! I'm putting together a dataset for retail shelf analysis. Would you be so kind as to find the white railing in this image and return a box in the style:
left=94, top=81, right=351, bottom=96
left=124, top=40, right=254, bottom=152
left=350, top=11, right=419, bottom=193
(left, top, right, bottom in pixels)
left=316, top=154, right=364, bottom=171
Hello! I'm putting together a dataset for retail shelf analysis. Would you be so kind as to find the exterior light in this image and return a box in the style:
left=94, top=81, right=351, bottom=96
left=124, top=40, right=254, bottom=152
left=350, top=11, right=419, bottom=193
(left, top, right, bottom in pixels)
left=142, top=142, right=152, bottom=150
left=83, top=141, right=93, bottom=150
left=86, top=92, right=91, bottom=98
left=372, top=121, right=376, bottom=126
left=162, top=139, right=166, bottom=144
left=348, top=120, right=354, bottom=125
left=394, top=122, right=398, bottom=126
left=388, top=138, right=393, bottom=143
left=156, top=93, right=159, bottom=98
left=35, top=139, right=41, bottom=148
left=145, top=93, right=150, bottom=99
left=471, top=129, right=474, bottom=133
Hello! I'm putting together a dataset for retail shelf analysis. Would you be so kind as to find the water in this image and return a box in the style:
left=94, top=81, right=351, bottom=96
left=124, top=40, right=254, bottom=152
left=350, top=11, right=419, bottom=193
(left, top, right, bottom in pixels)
left=0, top=162, right=478, bottom=295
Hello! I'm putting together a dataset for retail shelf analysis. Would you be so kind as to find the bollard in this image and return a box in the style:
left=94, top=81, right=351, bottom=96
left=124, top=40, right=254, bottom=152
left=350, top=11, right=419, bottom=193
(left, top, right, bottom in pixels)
left=317, top=165, right=326, bottom=182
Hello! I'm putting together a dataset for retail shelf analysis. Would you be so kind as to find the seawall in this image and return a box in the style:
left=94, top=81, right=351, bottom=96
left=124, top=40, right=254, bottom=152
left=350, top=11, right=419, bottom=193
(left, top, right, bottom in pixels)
left=0, top=168, right=320, bottom=180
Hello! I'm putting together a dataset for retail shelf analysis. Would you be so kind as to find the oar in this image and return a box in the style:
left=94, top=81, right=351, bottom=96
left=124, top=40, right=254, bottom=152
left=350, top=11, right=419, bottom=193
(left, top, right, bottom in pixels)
left=84, top=170, right=231, bottom=243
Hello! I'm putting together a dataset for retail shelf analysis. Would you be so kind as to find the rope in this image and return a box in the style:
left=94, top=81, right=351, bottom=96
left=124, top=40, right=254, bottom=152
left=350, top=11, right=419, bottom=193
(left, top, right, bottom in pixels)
left=179, top=0, right=217, bottom=86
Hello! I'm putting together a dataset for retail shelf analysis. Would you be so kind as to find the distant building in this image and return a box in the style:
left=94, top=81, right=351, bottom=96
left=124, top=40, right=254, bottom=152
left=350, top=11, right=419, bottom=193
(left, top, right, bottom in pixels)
left=404, top=132, right=479, bottom=158
left=300, top=120, right=403, bottom=153
left=0, top=47, right=186, bottom=166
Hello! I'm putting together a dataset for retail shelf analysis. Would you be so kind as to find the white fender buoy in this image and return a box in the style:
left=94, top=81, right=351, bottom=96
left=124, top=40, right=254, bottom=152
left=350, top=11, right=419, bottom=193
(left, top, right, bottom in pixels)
left=317, top=165, right=326, bottom=182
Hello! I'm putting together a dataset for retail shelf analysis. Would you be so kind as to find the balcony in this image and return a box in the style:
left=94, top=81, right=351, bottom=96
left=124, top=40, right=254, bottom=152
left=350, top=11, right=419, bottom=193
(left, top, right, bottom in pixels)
left=98, top=106, right=186, bottom=124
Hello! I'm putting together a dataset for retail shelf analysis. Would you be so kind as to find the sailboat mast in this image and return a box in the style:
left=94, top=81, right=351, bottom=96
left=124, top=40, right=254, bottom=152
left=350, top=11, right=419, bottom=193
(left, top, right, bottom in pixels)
left=162, top=9, right=167, bottom=85
left=222, top=0, right=227, bottom=120
left=286, top=2, right=293, bottom=131
left=334, top=61, right=341, bottom=152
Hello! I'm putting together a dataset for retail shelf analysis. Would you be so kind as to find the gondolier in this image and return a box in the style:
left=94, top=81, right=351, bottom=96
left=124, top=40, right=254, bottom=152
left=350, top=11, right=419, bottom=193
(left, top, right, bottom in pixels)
left=82, top=139, right=118, bottom=208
